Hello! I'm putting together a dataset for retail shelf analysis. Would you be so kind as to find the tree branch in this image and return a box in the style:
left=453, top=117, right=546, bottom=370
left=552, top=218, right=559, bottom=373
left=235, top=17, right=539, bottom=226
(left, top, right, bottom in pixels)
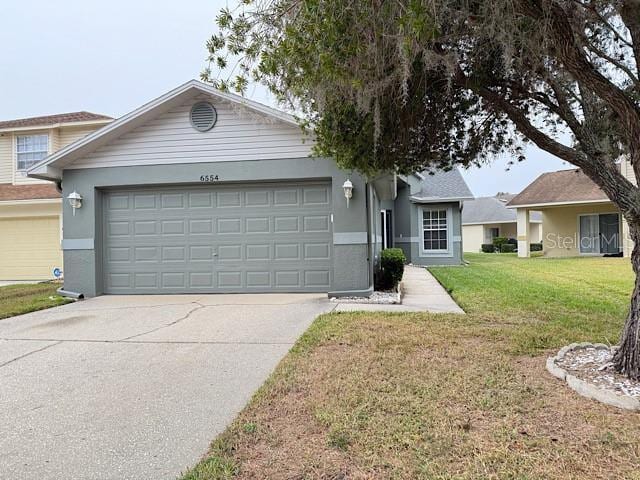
left=569, top=0, right=634, bottom=49
left=529, top=87, right=582, bottom=134
left=583, top=40, right=639, bottom=88
left=490, top=87, right=639, bottom=217
left=620, top=0, right=640, bottom=78
left=518, top=0, right=640, bottom=183
left=453, top=63, right=639, bottom=217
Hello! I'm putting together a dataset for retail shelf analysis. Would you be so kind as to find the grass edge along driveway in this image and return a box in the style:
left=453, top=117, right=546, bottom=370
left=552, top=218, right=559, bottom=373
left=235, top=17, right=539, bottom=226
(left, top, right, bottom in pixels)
left=180, top=253, right=639, bottom=479
left=0, top=283, right=71, bottom=320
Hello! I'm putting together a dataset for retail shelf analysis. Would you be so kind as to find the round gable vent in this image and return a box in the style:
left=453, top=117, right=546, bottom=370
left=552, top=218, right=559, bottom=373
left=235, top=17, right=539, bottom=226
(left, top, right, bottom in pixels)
left=190, top=102, right=217, bottom=132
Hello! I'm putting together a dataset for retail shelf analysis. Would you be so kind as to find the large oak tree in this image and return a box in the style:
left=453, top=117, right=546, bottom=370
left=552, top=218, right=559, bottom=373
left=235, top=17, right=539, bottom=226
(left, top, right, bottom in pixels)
left=204, top=0, right=640, bottom=379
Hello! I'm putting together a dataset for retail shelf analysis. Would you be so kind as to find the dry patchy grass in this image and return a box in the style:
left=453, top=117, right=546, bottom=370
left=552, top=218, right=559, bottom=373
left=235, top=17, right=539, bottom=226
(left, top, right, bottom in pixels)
left=181, top=256, right=640, bottom=480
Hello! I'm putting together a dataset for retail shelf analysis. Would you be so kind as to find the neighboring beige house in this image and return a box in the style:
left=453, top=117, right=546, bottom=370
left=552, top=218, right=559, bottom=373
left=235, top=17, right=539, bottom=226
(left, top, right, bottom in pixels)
left=0, top=112, right=112, bottom=280
left=507, top=160, right=636, bottom=258
left=462, top=193, right=542, bottom=252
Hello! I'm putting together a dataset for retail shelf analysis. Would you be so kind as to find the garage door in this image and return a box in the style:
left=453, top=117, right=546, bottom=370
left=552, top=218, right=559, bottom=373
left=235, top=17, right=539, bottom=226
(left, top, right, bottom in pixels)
left=0, top=216, right=62, bottom=280
left=102, top=182, right=333, bottom=293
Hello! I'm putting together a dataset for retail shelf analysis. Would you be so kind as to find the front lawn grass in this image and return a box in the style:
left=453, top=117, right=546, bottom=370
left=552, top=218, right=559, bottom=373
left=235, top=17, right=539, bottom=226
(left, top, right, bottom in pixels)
left=180, top=254, right=640, bottom=480
left=0, top=283, right=71, bottom=320
left=431, top=253, right=633, bottom=355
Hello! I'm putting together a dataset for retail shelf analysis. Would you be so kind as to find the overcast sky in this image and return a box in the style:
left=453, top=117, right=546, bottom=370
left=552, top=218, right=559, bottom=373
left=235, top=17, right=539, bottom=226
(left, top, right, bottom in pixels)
left=0, top=0, right=570, bottom=196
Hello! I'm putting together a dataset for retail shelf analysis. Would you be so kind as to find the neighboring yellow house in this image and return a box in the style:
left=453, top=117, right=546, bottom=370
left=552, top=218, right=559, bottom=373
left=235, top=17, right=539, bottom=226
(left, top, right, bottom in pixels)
left=462, top=193, right=542, bottom=252
left=507, top=160, right=635, bottom=258
left=0, top=112, right=112, bottom=280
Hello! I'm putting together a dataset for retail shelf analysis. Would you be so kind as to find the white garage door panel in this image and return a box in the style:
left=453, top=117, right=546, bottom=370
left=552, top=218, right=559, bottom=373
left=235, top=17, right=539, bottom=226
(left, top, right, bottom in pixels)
left=102, top=183, right=332, bottom=293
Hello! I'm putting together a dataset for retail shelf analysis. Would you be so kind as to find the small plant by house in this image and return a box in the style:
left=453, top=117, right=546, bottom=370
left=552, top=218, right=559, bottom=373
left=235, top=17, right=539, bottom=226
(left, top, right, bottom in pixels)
left=492, top=236, right=508, bottom=252
left=375, top=248, right=406, bottom=291
left=501, top=243, right=516, bottom=253
left=480, top=244, right=495, bottom=253
left=489, top=237, right=518, bottom=253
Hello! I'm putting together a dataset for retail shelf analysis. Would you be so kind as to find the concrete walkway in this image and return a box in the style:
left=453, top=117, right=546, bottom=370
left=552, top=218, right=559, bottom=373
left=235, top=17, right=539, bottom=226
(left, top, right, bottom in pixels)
left=335, top=266, right=465, bottom=313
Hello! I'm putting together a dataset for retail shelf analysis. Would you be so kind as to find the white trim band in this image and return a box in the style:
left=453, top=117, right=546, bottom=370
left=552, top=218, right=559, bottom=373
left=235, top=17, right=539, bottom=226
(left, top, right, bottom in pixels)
left=333, top=232, right=368, bottom=245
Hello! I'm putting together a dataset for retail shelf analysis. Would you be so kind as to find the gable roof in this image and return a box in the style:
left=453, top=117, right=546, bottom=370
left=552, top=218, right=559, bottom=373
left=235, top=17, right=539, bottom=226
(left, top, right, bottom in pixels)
left=0, top=112, right=112, bottom=131
left=28, top=80, right=300, bottom=181
left=463, top=195, right=542, bottom=224
left=507, top=168, right=610, bottom=208
left=410, top=168, right=474, bottom=203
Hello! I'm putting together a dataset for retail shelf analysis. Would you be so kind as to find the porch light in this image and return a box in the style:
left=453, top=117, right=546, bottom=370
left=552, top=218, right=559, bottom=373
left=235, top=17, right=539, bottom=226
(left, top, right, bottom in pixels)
left=342, top=179, right=353, bottom=208
left=67, top=191, right=83, bottom=216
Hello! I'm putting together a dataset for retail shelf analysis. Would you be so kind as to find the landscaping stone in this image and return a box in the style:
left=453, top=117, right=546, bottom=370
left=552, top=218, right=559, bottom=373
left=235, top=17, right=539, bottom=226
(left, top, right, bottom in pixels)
left=547, top=343, right=640, bottom=411
left=331, top=290, right=401, bottom=304
left=545, top=356, right=566, bottom=380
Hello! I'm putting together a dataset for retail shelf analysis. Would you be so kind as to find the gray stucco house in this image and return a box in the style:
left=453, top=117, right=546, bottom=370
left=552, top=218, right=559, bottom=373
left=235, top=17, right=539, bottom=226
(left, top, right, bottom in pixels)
left=29, top=80, right=472, bottom=297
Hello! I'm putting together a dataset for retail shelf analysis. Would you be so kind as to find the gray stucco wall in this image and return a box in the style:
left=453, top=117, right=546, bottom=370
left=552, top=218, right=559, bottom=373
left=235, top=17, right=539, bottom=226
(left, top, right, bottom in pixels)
left=60, top=157, right=371, bottom=297
left=393, top=185, right=464, bottom=266
left=394, top=184, right=412, bottom=261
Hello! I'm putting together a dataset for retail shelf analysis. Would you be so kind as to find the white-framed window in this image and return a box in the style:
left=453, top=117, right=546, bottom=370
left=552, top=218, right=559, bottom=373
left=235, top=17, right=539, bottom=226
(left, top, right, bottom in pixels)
left=421, top=207, right=451, bottom=253
left=16, top=134, right=49, bottom=171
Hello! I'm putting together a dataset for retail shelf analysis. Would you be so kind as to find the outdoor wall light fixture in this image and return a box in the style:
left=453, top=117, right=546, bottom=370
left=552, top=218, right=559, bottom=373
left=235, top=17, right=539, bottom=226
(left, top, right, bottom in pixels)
left=67, top=191, right=83, bottom=216
left=342, top=179, right=353, bottom=208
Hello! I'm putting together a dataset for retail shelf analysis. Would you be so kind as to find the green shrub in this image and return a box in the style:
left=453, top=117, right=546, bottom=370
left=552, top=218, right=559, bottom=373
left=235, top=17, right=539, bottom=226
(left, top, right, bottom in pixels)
left=481, top=244, right=495, bottom=253
left=501, top=243, right=516, bottom=253
left=530, top=242, right=543, bottom=252
left=506, top=237, right=517, bottom=245
left=492, top=236, right=508, bottom=252
left=376, top=248, right=406, bottom=290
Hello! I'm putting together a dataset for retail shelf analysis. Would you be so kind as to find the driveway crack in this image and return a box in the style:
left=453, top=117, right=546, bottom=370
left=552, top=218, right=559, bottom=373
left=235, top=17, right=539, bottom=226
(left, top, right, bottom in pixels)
left=0, top=341, right=62, bottom=369
left=119, top=302, right=206, bottom=342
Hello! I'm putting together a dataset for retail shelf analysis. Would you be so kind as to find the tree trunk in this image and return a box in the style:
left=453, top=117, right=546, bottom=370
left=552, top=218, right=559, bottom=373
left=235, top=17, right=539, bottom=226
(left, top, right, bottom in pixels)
left=613, top=219, right=640, bottom=380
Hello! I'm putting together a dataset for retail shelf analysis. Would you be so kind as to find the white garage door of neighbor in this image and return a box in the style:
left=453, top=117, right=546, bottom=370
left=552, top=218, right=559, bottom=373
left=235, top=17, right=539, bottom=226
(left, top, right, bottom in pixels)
left=102, top=182, right=333, bottom=293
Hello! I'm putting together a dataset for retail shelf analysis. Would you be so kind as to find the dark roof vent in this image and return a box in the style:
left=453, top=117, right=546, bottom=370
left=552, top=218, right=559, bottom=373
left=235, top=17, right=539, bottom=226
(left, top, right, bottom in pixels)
left=190, top=102, right=217, bottom=132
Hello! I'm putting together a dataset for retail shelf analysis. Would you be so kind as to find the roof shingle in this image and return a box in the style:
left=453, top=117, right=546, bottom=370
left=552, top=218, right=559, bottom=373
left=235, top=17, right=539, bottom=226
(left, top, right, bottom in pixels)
left=0, top=112, right=112, bottom=130
left=411, top=169, right=474, bottom=202
left=0, top=183, right=61, bottom=201
left=463, top=195, right=541, bottom=224
left=507, top=169, right=610, bottom=207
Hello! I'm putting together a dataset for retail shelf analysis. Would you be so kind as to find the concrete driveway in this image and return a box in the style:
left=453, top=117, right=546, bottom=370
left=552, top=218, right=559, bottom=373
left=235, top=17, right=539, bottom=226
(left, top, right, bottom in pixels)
left=0, top=294, right=335, bottom=480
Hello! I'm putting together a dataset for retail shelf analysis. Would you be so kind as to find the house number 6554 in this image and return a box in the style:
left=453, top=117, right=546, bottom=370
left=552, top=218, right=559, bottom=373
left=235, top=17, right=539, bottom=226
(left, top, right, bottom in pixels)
left=200, top=175, right=219, bottom=182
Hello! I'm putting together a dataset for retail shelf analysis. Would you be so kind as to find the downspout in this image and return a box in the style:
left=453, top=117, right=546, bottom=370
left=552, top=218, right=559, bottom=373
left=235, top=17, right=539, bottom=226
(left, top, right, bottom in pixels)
left=56, top=288, right=84, bottom=300
left=365, top=182, right=374, bottom=293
